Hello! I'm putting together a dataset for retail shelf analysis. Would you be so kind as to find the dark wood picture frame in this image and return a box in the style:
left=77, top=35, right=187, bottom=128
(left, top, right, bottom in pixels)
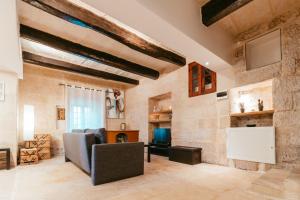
left=188, top=62, right=216, bottom=97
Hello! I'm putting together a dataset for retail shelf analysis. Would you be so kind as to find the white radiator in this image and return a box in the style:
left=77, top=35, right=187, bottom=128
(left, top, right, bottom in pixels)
left=226, top=127, right=276, bottom=164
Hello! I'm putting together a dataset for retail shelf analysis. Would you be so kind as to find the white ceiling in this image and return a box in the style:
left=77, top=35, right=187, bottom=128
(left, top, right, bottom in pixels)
left=18, top=0, right=182, bottom=83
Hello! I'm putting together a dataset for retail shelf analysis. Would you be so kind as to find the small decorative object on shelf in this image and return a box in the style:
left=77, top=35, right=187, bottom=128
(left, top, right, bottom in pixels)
left=120, top=123, right=126, bottom=131
left=239, top=102, right=245, bottom=113
left=258, top=99, right=264, bottom=111
left=153, top=105, right=162, bottom=113
left=168, top=113, right=172, bottom=120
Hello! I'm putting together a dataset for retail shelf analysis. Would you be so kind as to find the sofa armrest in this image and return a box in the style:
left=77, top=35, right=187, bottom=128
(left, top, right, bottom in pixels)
left=63, top=133, right=95, bottom=174
left=91, top=142, right=144, bottom=185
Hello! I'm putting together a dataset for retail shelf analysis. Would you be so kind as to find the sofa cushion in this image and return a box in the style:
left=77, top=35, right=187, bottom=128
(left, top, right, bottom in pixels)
left=85, top=128, right=107, bottom=144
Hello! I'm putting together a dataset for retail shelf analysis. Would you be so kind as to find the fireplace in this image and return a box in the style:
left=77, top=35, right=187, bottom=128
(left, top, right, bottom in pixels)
left=106, top=130, right=139, bottom=143
left=116, top=133, right=128, bottom=143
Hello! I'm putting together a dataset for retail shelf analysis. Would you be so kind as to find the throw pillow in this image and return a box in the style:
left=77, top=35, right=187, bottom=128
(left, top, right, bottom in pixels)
left=85, top=128, right=107, bottom=144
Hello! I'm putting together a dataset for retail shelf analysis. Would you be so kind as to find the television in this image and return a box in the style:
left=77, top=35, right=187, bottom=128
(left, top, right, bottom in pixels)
left=153, top=128, right=171, bottom=145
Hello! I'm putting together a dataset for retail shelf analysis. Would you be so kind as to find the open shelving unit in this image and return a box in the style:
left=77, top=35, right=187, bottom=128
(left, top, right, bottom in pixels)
left=149, top=120, right=172, bottom=123
left=148, top=92, right=172, bottom=142
left=230, top=109, right=274, bottom=127
left=150, top=110, right=172, bottom=115
left=230, top=110, right=274, bottom=117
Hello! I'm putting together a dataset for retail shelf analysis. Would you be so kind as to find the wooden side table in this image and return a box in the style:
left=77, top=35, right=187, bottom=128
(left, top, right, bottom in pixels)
left=0, top=148, right=10, bottom=170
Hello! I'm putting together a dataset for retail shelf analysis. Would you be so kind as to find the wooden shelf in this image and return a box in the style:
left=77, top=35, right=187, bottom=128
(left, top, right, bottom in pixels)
left=230, top=110, right=274, bottom=117
left=150, top=110, right=172, bottom=115
left=149, top=120, right=171, bottom=123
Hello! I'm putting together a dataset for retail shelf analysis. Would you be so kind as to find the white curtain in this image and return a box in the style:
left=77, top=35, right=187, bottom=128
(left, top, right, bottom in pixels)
left=66, top=87, right=106, bottom=132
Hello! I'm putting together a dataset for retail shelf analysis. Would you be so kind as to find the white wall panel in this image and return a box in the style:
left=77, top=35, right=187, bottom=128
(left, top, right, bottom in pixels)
left=226, top=127, right=276, bottom=164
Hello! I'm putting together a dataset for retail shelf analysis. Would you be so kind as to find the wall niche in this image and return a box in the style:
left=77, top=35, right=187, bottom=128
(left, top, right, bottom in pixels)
left=229, top=79, right=274, bottom=127
left=148, top=92, right=172, bottom=142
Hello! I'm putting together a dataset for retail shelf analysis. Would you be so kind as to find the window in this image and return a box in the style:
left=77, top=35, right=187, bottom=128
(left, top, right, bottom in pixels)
left=72, top=106, right=81, bottom=129
left=67, top=87, right=105, bottom=132
left=70, top=106, right=92, bottom=129
left=23, top=105, right=35, bottom=140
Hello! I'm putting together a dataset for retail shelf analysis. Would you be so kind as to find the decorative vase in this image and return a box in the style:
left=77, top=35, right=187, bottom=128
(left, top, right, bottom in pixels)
left=240, top=108, right=245, bottom=113
left=258, top=105, right=263, bottom=111
left=120, top=123, right=126, bottom=131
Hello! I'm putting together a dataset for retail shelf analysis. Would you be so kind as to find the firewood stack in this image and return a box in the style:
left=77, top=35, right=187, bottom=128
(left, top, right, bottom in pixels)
left=20, top=148, right=38, bottom=165
left=24, top=134, right=51, bottom=160
left=35, top=134, right=51, bottom=160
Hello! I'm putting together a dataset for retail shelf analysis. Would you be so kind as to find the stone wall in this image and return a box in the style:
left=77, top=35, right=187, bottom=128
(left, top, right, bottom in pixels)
left=233, top=7, right=300, bottom=169
left=125, top=7, right=300, bottom=169
left=230, top=115, right=273, bottom=128
left=18, top=64, right=126, bottom=156
left=125, top=66, right=235, bottom=165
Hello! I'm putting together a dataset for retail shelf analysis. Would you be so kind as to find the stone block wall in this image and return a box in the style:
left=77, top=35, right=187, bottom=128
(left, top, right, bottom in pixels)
left=125, top=6, right=300, bottom=169
left=18, top=64, right=126, bottom=156
left=230, top=115, right=273, bottom=127
left=125, top=66, right=235, bottom=165
left=233, top=7, right=300, bottom=169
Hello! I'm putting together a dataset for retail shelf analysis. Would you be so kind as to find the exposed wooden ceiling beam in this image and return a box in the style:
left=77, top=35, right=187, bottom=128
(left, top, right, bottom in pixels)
left=20, top=24, right=159, bottom=80
left=22, top=51, right=139, bottom=85
left=22, top=0, right=186, bottom=66
left=201, top=0, right=253, bottom=26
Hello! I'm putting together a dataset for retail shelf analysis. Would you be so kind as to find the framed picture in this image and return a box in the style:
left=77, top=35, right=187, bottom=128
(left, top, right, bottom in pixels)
left=57, top=107, right=65, bottom=120
left=106, top=89, right=125, bottom=119
left=0, top=81, right=4, bottom=101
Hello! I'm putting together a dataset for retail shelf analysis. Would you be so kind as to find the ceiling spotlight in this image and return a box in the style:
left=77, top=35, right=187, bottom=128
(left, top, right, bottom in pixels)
left=205, top=61, right=210, bottom=66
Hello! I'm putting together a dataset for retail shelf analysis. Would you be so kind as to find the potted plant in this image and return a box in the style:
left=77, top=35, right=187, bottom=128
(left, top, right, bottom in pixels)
left=239, top=102, right=245, bottom=113
left=258, top=99, right=264, bottom=111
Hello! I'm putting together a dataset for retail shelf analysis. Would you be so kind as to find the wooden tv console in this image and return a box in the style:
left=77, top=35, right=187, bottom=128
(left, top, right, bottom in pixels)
left=106, top=130, right=139, bottom=143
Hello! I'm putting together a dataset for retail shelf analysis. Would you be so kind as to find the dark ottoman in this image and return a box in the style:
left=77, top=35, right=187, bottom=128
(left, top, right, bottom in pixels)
left=169, top=146, right=202, bottom=165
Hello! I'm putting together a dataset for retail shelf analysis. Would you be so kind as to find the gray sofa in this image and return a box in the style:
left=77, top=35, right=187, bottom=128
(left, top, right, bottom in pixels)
left=63, top=131, right=144, bottom=185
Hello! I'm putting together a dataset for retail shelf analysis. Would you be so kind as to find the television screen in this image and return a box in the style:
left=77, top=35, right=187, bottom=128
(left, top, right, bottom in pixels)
left=153, top=128, right=171, bottom=144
